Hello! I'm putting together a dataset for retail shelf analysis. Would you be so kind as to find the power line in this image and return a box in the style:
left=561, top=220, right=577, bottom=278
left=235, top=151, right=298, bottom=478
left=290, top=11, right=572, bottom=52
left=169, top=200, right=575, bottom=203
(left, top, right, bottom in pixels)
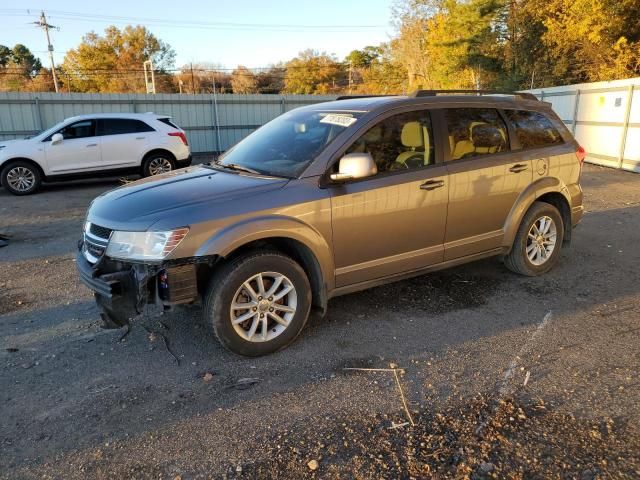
left=0, top=8, right=389, bottom=32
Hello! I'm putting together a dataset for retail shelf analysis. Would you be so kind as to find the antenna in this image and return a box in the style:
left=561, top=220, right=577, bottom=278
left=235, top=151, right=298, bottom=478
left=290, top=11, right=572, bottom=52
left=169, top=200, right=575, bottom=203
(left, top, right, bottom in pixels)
left=33, top=11, right=60, bottom=93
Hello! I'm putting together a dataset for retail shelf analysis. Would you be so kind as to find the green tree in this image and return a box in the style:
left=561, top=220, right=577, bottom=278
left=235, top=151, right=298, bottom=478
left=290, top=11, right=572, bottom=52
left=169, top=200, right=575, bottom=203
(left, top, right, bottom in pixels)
left=0, top=44, right=45, bottom=92
left=61, top=25, right=176, bottom=93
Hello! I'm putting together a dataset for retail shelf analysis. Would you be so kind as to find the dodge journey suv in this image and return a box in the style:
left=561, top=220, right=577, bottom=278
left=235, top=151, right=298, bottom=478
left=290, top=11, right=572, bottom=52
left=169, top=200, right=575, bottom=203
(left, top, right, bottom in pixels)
left=77, top=90, right=584, bottom=356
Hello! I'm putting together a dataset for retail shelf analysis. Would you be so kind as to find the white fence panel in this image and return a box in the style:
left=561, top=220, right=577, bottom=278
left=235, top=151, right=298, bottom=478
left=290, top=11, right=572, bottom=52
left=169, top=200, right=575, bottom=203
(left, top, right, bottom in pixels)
left=0, top=93, right=336, bottom=154
left=528, top=78, right=640, bottom=172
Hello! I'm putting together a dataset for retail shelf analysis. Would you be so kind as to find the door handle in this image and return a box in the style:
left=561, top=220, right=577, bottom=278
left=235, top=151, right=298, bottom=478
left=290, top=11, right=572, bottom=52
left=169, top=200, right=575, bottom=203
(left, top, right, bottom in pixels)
left=135, top=137, right=146, bottom=140
left=509, top=163, right=528, bottom=173
left=86, top=144, right=98, bottom=147
left=420, top=179, right=445, bottom=191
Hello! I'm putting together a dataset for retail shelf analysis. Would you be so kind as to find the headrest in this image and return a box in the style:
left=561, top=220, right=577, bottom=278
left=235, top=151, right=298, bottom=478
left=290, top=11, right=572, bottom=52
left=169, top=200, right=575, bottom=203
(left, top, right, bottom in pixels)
left=363, top=126, right=383, bottom=143
left=471, top=123, right=505, bottom=149
left=401, top=122, right=423, bottom=148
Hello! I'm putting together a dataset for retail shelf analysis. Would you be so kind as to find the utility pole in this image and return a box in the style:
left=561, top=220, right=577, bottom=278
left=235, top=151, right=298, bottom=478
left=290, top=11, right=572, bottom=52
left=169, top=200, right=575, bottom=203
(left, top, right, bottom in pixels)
left=348, top=61, right=353, bottom=94
left=34, top=11, right=59, bottom=93
left=190, top=63, right=196, bottom=94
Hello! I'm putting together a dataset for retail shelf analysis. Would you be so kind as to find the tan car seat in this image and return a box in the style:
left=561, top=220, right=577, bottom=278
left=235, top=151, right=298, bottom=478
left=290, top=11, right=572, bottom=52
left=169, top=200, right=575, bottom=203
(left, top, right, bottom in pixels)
left=395, top=121, right=430, bottom=167
left=450, top=126, right=475, bottom=160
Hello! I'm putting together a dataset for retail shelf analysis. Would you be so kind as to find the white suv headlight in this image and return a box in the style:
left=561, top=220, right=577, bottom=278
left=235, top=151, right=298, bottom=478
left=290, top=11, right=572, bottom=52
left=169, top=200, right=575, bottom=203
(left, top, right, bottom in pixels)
left=105, top=228, right=189, bottom=261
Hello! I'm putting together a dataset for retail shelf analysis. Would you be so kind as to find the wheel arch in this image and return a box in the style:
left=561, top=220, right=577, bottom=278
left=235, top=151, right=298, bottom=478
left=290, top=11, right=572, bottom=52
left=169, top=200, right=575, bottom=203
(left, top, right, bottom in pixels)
left=1, top=157, right=46, bottom=179
left=195, top=216, right=334, bottom=314
left=141, top=148, right=177, bottom=166
left=503, top=177, right=573, bottom=252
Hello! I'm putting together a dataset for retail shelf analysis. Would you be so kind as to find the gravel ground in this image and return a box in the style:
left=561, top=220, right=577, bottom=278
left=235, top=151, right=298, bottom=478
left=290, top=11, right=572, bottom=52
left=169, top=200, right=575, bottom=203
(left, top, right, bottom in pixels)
left=1, top=163, right=639, bottom=479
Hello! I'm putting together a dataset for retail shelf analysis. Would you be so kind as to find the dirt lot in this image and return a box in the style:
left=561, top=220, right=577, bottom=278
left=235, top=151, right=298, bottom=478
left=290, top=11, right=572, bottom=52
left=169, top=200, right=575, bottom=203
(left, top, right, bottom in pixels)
left=1, top=164, right=639, bottom=479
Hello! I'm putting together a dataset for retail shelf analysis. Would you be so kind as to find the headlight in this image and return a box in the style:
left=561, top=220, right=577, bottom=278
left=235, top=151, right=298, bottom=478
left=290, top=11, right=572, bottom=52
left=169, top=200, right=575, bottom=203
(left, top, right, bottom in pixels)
left=105, top=227, right=189, bottom=261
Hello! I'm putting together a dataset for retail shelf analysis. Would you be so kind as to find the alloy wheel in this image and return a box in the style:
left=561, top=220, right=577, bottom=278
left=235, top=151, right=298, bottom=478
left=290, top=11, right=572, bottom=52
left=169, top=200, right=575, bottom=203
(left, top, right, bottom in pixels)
left=148, top=158, right=173, bottom=175
left=230, top=271, right=297, bottom=342
left=6, top=166, right=35, bottom=192
left=526, top=215, right=557, bottom=266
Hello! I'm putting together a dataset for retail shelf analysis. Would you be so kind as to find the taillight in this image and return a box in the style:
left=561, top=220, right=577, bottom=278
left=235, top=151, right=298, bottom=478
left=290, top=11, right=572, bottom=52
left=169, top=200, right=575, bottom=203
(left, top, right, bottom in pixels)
left=576, top=145, right=586, bottom=165
left=168, top=131, right=188, bottom=146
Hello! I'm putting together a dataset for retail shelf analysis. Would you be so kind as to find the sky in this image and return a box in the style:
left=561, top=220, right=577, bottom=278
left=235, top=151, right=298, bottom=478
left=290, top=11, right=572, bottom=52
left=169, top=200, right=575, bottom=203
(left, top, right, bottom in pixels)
left=0, top=1, right=396, bottom=70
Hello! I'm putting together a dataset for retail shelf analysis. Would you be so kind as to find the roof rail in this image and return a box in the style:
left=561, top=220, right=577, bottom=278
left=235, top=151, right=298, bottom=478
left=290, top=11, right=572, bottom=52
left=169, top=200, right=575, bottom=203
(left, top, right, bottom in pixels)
left=335, top=94, right=397, bottom=100
left=409, top=90, right=539, bottom=101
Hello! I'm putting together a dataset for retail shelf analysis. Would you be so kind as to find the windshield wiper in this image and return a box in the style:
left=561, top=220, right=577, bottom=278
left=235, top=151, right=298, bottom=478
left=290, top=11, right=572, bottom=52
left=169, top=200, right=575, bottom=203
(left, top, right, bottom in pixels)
left=210, top=160, right=262, bottom=175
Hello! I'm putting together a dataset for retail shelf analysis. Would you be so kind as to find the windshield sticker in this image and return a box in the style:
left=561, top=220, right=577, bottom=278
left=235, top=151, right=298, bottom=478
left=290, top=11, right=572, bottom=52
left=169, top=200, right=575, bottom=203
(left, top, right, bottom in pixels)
left=320, top=114, right=357, bottom=127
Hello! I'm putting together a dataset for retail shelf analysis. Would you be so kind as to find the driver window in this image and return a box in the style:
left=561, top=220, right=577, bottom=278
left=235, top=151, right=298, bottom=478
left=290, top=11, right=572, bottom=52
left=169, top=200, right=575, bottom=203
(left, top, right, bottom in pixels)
left=344, top=110, right=434, bottom=174
left=57, top=120, right=96, bottom=140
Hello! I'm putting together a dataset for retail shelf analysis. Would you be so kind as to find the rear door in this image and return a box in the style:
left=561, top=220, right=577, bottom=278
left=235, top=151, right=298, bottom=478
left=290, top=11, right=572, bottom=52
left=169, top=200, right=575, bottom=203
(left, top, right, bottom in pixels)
left=98, top=118, right=156, bottom=168
left=43, top=119, right=102, bottom=173
left=443, top=107, right=532, bottom=260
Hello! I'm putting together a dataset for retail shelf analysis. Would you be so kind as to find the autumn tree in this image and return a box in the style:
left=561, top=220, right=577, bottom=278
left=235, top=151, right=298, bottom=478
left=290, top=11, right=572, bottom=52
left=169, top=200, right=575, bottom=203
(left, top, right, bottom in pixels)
left=175, top=63, right=231, bottom=94
left=283, top=50, right=345, bottom=94
left=256, top=65, right=285, bottom=93
left=346, top=44, right=406, bottom=94
left=231, top=66, right=258, bottom=93
left=61, top=25, right=176, bottom=93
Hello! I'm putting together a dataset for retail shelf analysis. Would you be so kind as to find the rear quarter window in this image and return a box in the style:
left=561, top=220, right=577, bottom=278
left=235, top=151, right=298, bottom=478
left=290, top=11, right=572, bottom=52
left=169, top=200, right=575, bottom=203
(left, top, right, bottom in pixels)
left=158, top=118, right=180, bottom=129
left=503, top=110, right=564, bottom=149
left=100, top=119, right=155, bottom=135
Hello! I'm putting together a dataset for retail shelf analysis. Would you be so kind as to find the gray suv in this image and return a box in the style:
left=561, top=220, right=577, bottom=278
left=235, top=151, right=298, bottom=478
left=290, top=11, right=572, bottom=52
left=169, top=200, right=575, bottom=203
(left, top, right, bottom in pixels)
left=77, top=91, right=584, bottom=356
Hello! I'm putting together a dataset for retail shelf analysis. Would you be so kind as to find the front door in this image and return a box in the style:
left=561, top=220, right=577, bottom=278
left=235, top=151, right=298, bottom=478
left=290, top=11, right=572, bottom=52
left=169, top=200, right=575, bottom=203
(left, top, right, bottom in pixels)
left=443, top=107, right=533, bottom=260
left=43, top=119, right=102, bottom=173
left=330, top=109, right=449, bottom=287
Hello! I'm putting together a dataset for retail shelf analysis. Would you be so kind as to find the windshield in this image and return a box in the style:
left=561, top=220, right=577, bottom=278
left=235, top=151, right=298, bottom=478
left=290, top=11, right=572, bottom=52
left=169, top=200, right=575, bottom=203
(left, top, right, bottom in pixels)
left=217, top=109, right=363, bottom=178
left=33, top=119, right=68, bottom=141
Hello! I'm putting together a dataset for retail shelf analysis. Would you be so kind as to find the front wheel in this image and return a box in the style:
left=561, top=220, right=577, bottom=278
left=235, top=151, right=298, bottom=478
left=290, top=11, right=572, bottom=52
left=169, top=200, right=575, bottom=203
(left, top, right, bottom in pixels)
left=204, top=252, right=311, bottom=356
left=1, top=161, right=42, bottom=195
left=504, top=201, right=564, bottom=276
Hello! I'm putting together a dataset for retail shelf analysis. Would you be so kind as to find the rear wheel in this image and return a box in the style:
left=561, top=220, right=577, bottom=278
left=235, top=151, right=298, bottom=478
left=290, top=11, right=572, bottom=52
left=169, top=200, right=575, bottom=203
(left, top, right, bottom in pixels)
left=142, top=152, right=174, bottom=177
left=1, top=161, right=41, bottom=195
left=204, top=251, right=311, bottom=356
left=504, top=201, right=564, bottom=276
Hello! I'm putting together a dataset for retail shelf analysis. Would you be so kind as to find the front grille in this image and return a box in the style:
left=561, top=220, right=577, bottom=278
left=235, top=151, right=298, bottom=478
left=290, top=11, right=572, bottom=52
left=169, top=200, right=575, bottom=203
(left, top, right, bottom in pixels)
left=86, top=242, right=105, bottom=259
left=89, top=223, right=112, bottom=240
left=84, top=223, right=111, bottom=264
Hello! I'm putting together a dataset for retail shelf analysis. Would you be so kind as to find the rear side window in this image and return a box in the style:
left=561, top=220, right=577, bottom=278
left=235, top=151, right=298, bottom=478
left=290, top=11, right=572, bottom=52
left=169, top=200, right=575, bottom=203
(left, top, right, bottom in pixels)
left=503, top=110, right=563, bottom=149
left=445, top=108, right=508, bottom=160
left=100, top=119, right=155, bottom=136
left=158, top=118, right=180, bottom=129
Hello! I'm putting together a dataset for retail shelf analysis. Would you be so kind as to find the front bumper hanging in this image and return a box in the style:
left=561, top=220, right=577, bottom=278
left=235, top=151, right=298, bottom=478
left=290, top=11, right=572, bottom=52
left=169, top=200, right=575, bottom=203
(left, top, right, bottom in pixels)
left=76, top=242, right=200, bottom=326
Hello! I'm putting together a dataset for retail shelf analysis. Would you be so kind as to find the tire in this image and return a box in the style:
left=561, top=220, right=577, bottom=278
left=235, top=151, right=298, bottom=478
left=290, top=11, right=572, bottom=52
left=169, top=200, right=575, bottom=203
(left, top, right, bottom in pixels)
left=141, top=152, right=175, bottom=177
left=1, top=160, right=42, bottom=195
left=504, top=201, right=564, bottom=276
left=204, top=251, right=312, bottom=356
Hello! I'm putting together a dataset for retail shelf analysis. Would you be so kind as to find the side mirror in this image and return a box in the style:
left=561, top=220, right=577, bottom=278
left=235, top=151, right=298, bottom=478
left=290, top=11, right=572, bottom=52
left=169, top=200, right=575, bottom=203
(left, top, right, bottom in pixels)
left=329, top=152, right=377, bottom=182
left=51, top=133, right=63, bottom=145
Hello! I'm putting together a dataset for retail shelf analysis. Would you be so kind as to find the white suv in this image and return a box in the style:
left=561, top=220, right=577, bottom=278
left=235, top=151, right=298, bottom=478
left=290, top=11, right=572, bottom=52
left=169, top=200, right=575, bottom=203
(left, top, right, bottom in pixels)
left=0, top=113, right=191, bottom=195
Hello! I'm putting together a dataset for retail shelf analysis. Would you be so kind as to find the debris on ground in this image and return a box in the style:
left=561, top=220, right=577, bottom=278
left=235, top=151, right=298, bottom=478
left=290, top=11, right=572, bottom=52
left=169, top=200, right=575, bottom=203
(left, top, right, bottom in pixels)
left=232, top=393, right=640, bottom=479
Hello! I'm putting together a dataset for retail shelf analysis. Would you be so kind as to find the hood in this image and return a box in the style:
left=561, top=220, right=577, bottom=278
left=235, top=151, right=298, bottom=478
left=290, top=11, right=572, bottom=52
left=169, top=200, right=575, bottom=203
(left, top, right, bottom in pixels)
left=88, top=165, right=288, bottom=231
left=0, top=138, right=30, bottom=150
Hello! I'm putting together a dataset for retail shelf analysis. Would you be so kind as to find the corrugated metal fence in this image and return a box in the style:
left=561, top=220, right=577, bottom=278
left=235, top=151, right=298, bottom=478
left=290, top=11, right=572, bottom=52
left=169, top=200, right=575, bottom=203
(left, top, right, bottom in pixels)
left=0, top=92, right=336, bottom=154
left=528, top=78, right=640, bottom=173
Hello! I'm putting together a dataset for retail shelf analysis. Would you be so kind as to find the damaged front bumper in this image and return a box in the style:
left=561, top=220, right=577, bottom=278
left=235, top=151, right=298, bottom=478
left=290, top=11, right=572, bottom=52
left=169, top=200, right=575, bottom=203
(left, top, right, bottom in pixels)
left=76, top=241, right=204, bottom=327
